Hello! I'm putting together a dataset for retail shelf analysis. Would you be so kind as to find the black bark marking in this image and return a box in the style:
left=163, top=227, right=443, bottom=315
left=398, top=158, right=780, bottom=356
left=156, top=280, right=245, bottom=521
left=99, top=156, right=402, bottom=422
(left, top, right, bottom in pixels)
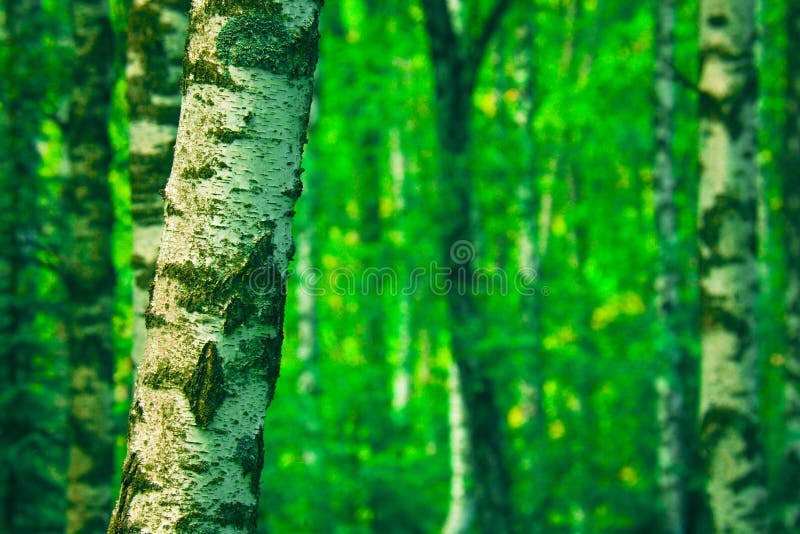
left=217, top=501, right=258, bottom=530
left=236, top=427, right=265, bottom=496
left=160, top=231, right=280, bottom=335
left=108, top=453, right=159, bottom=533
left=707, top=13, right=728, bottom=28
left=184, top=341, right=226, bottom=428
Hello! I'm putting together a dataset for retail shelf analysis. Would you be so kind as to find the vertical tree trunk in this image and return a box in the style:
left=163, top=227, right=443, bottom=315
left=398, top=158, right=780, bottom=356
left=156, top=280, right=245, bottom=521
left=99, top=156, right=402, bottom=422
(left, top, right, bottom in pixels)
left=294, top=79, right=327, bottom=529
left=783, top=1, right=800, bottom=529
left=420, top=2, right=513, bottom=531
left=516, top=20, right=552, bottom=530
left=108, top=1, right=321, bottom=531
left=389, top=129, right=413, bottom=414
left=697, top=1, right=768, bottom=531
left=654, top=0, right=687, bottom=532
left=127, top=0, right=190, bottom=367
left=62, top=1, right=117, bottom=532
left=442, top=362, right=475, bottom=534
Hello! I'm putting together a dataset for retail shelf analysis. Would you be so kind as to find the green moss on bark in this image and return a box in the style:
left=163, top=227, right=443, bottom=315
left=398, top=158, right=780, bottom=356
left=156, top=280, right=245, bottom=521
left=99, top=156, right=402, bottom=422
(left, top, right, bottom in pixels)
left=216, top=12, right=319, bottom=79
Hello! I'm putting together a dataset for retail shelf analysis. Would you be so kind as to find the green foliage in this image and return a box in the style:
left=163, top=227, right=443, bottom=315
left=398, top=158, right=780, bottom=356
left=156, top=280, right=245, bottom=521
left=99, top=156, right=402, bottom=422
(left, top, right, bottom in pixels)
left=3, top=0, right=799, bottom=531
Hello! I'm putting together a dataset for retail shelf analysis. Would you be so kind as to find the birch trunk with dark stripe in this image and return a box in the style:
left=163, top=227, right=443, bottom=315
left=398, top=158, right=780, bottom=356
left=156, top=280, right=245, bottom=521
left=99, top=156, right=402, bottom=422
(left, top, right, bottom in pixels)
left=420, top=1, right=514, bottom=531
left=654, top=0, right=687, bottom=531
left=127, top=0, right=190, bottom=367
left=63, top=1, right=117, bottom=531
left=108, top=1, right=320, bottom=531
left=697, top=0, right=768, bottom=530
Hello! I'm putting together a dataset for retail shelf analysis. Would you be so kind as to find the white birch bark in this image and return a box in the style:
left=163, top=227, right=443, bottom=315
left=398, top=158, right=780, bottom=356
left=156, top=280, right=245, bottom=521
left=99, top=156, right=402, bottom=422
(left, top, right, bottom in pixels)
left=128, top=0, right=190, bottom=367
left=442, top=362, right=474, bottom=534
left=109, top=1, right=321, bottom=531
left=697, top=0, right=768, bottom=530
left=654, top=0, right=687, bottom=531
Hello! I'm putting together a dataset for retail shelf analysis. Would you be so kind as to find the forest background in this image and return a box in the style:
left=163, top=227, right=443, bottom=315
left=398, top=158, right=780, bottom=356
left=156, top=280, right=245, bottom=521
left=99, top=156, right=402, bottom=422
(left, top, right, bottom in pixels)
left=1, top=0, right=798, bottom=532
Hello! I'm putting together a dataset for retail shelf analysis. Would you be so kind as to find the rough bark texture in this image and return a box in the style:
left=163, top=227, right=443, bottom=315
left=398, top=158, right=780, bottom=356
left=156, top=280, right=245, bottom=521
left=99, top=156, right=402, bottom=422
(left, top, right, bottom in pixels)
left=783, top=1, right=800, bottom=529
left=128, top=0, right=190, bottom=367
left=697, top=1, right=768, bottom=531
left=108, top=1, right=320, bottom=531
left=420, top=1, right=513, bottom=532
left=63, top=1, right=118, bottom=532
left=654, top=1, right=687, bottom=532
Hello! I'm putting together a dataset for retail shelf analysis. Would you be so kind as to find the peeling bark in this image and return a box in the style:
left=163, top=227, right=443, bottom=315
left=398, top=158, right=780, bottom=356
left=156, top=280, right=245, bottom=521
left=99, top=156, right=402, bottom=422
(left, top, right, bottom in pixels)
left=108, top=1, right=320, bottom=532
left=697, top=0, right=768, bottom=531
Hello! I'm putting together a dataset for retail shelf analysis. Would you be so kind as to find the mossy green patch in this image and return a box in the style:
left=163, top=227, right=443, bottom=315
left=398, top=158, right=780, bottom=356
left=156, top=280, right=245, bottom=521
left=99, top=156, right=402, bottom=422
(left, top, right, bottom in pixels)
left=183, top=164, right=215, bottom=181
left=144, top=310, right=167, bottom=329
left=181, top=57, right=243, bottom=93
left=216, top=12, right=319, bottom=79
left=209, top=126, right=250, bottom=143
left=201, top=0, right=283, bottom=19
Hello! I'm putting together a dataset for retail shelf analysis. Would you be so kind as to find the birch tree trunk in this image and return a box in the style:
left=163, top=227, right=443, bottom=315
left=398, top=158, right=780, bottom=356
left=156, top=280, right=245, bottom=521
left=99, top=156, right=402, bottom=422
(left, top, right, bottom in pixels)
left=63, top=1, right=117, bottom=531
left=108, top=1, right=321, bottom=531
left=127, top=0, right=190, bottom=367
left=697, top=1, right=768, bottom=530
left=783, top=2, right=800, bottom=529
left=515, top=20, right=553, bottom=529
left=420, top=2, right=514, bottom=531
left=653, top=1, right=687, bottom=531
left=442, top=362, right=474, bottom=534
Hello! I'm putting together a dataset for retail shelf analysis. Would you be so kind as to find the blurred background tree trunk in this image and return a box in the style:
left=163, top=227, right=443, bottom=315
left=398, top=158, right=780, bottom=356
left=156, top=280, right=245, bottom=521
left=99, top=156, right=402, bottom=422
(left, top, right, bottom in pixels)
left=61, top=0, right=117, bottom=532
left=127, top=0, right=189, bottom=369
left=697, top=0, right=768, bottom=531
left=420, top=1, right=514, bottom=532
left=653, top=0, right=688, bottom=532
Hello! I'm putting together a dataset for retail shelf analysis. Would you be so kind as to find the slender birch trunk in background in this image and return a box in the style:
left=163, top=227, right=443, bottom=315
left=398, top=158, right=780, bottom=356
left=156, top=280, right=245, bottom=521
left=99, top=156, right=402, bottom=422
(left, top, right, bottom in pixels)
left=516, top=19, right=553, bottom=529
left=442, top=362, right=475, bottom=534
left=420, top=1, right=514, bottom=531
left=653, top=0, right=687, bottom=531
left=127, top=0, right=190, bottom=367
left=697, top=0, right=768, bottom=530
left=108, top=0, right=321, bottom=531
left=63, top=1, right=117, bottom=531
left=783, top=1, right=800, bottom=529
left=389, top=128, right=413, bottom=414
